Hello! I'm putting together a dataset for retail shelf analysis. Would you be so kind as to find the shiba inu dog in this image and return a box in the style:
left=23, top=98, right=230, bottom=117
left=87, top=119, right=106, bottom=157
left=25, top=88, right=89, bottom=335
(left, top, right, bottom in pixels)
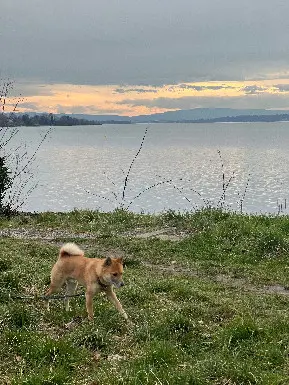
left=46, top=243, right=128, bottom=321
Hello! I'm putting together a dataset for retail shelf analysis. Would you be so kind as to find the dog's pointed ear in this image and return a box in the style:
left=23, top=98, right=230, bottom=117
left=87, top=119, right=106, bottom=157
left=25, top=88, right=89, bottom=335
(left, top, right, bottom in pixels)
left=104, top=256, right=112, bottom=266
left=117, top=256, right=124, bottom=265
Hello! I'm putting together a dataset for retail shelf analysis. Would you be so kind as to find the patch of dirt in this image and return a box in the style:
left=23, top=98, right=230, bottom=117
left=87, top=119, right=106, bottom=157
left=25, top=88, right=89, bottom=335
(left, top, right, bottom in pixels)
left=127, top=228, right=188, bottom=241
left=0, top=228, right=97, bottom=241
left=142, top=261, right=199, bottom=277
left=262, top=284, right=289, bottom=295
left=143, top=261, right=289, bottom=296
left=0, top=227, right=188, bottom=242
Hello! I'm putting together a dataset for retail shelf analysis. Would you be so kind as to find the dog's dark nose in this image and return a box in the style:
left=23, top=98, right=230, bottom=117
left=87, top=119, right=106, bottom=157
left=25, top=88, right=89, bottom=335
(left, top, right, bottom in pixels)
left=120, top=281, right=125, bottom=287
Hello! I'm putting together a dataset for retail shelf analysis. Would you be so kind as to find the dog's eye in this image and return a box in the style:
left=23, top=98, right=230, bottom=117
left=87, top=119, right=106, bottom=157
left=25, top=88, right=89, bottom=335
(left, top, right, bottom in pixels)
left=112, top=273, right=118, bottom=277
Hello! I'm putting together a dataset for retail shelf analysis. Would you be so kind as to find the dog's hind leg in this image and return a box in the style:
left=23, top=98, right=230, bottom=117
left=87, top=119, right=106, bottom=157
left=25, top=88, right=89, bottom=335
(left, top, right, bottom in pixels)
left=45, top=275, right=66, bottom=311
left=45, top=284, right=57, bottom=311
left=65, top=279, right=78, bottom=311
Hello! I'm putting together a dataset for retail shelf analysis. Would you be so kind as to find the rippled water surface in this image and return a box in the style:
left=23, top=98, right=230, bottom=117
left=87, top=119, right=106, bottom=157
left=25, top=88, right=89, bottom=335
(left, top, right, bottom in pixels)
left=8, top=122, right=289, bottom=214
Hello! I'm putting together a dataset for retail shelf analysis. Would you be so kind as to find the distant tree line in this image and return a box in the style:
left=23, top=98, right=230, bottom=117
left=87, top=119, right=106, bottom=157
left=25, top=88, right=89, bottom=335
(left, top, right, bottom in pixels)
left=174, top=114, right=289, bottom=124
left=210, top=114, right=289, bottom=123
left=0, top=113, right=102, bottom=127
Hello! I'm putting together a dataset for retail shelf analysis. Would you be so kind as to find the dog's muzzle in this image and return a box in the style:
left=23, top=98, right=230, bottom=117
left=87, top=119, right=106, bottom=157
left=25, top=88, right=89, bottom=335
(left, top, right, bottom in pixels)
left=114, top=281, right=125, bottom=288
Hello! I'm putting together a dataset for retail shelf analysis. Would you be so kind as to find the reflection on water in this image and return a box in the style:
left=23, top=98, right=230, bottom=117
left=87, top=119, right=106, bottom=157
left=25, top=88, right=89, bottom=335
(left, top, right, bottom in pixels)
left=7, top=122, right=289, bottom=214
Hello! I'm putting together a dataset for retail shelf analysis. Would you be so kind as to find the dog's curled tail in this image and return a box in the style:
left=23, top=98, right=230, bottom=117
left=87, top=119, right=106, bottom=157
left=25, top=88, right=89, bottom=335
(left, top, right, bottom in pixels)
left=59, top=243, right=84, bottom=258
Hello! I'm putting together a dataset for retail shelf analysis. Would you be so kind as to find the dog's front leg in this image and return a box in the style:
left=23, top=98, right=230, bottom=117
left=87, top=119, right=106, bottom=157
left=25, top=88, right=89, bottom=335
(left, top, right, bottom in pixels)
left=105, top=287, right=128, bottom=320
left=85, top=289, right=95, bottom=320
left=85, top=284, right=100, bottom=320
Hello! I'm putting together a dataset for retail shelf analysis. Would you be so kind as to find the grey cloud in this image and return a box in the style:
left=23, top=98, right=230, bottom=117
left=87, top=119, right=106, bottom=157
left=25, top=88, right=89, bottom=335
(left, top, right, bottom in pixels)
left=241, top=85, right=267, bottom=94
left=118, top=93, right=289, bottom=110
left=274, top=84, right=289, bottom=92
left=1, top=0, right=289, bottom=86
left=114, top=88, right=158, bottom=94
left=175, top=84, right=235, bottom=91
left=8, top=82, right=55, bottom=98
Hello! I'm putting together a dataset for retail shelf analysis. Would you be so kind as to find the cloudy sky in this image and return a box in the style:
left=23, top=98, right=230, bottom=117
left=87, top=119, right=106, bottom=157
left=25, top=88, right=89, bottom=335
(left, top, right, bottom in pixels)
left=2, top=0, right=289, bottom=115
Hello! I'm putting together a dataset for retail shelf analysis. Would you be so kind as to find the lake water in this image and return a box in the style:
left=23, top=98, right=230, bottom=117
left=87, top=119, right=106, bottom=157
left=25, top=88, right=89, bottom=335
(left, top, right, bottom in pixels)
left=6, top=122, right=289, bottom=214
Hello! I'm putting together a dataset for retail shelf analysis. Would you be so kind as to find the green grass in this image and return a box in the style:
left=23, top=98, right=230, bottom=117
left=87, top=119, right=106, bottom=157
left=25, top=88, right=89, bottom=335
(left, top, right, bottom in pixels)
left=1, top=208, right=289, bottom=384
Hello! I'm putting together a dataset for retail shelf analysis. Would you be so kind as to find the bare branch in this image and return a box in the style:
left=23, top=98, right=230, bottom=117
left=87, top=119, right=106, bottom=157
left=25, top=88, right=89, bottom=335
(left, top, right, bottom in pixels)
left=239, top=174, right=250, bottom=214
left=217, top=171, right=236, bottom=207
left=125, top=179, right=174, bottom=210
left=84, top=189, right=115, bottom=204
left=122, top=126, right=149, bottom=201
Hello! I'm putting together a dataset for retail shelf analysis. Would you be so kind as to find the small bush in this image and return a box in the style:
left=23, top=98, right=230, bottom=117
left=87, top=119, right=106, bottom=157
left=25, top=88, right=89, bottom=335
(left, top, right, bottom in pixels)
left=0, top=156, right=13, bottom=216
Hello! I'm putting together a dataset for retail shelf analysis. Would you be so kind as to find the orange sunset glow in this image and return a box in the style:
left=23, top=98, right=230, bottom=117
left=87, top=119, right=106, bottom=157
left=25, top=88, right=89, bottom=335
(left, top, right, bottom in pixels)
left=9, top=78, right=289, bottom=117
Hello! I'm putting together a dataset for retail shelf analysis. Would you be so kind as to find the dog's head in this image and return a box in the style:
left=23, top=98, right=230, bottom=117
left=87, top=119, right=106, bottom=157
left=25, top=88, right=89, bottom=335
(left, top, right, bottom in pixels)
left=101, top=256, right=124, bottom=288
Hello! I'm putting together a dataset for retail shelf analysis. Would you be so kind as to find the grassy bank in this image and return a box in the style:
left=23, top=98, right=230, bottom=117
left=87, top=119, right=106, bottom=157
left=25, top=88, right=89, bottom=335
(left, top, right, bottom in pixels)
left=1, top=208, right=289, bottom=384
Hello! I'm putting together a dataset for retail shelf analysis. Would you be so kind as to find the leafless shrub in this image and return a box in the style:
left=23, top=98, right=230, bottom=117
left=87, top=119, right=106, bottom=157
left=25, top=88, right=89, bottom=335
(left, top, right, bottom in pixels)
left=0, top=80, right=52, bottom=215
left=86, top=134, right=253, bottom=214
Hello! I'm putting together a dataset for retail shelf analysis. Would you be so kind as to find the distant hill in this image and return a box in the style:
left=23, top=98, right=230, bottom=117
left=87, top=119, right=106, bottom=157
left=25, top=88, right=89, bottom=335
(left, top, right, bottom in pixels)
left=68, top=108, right=289, bottom=123
left=131, top=108, right=289, bottom=123
left=17, top=108, right=289, bottom=125
left=183, top=114, right=289, bottom=123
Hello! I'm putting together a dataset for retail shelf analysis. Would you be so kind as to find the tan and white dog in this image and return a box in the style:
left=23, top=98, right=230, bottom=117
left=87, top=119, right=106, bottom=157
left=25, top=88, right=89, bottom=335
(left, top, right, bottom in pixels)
left=46, top=243, right=128, bottom=321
